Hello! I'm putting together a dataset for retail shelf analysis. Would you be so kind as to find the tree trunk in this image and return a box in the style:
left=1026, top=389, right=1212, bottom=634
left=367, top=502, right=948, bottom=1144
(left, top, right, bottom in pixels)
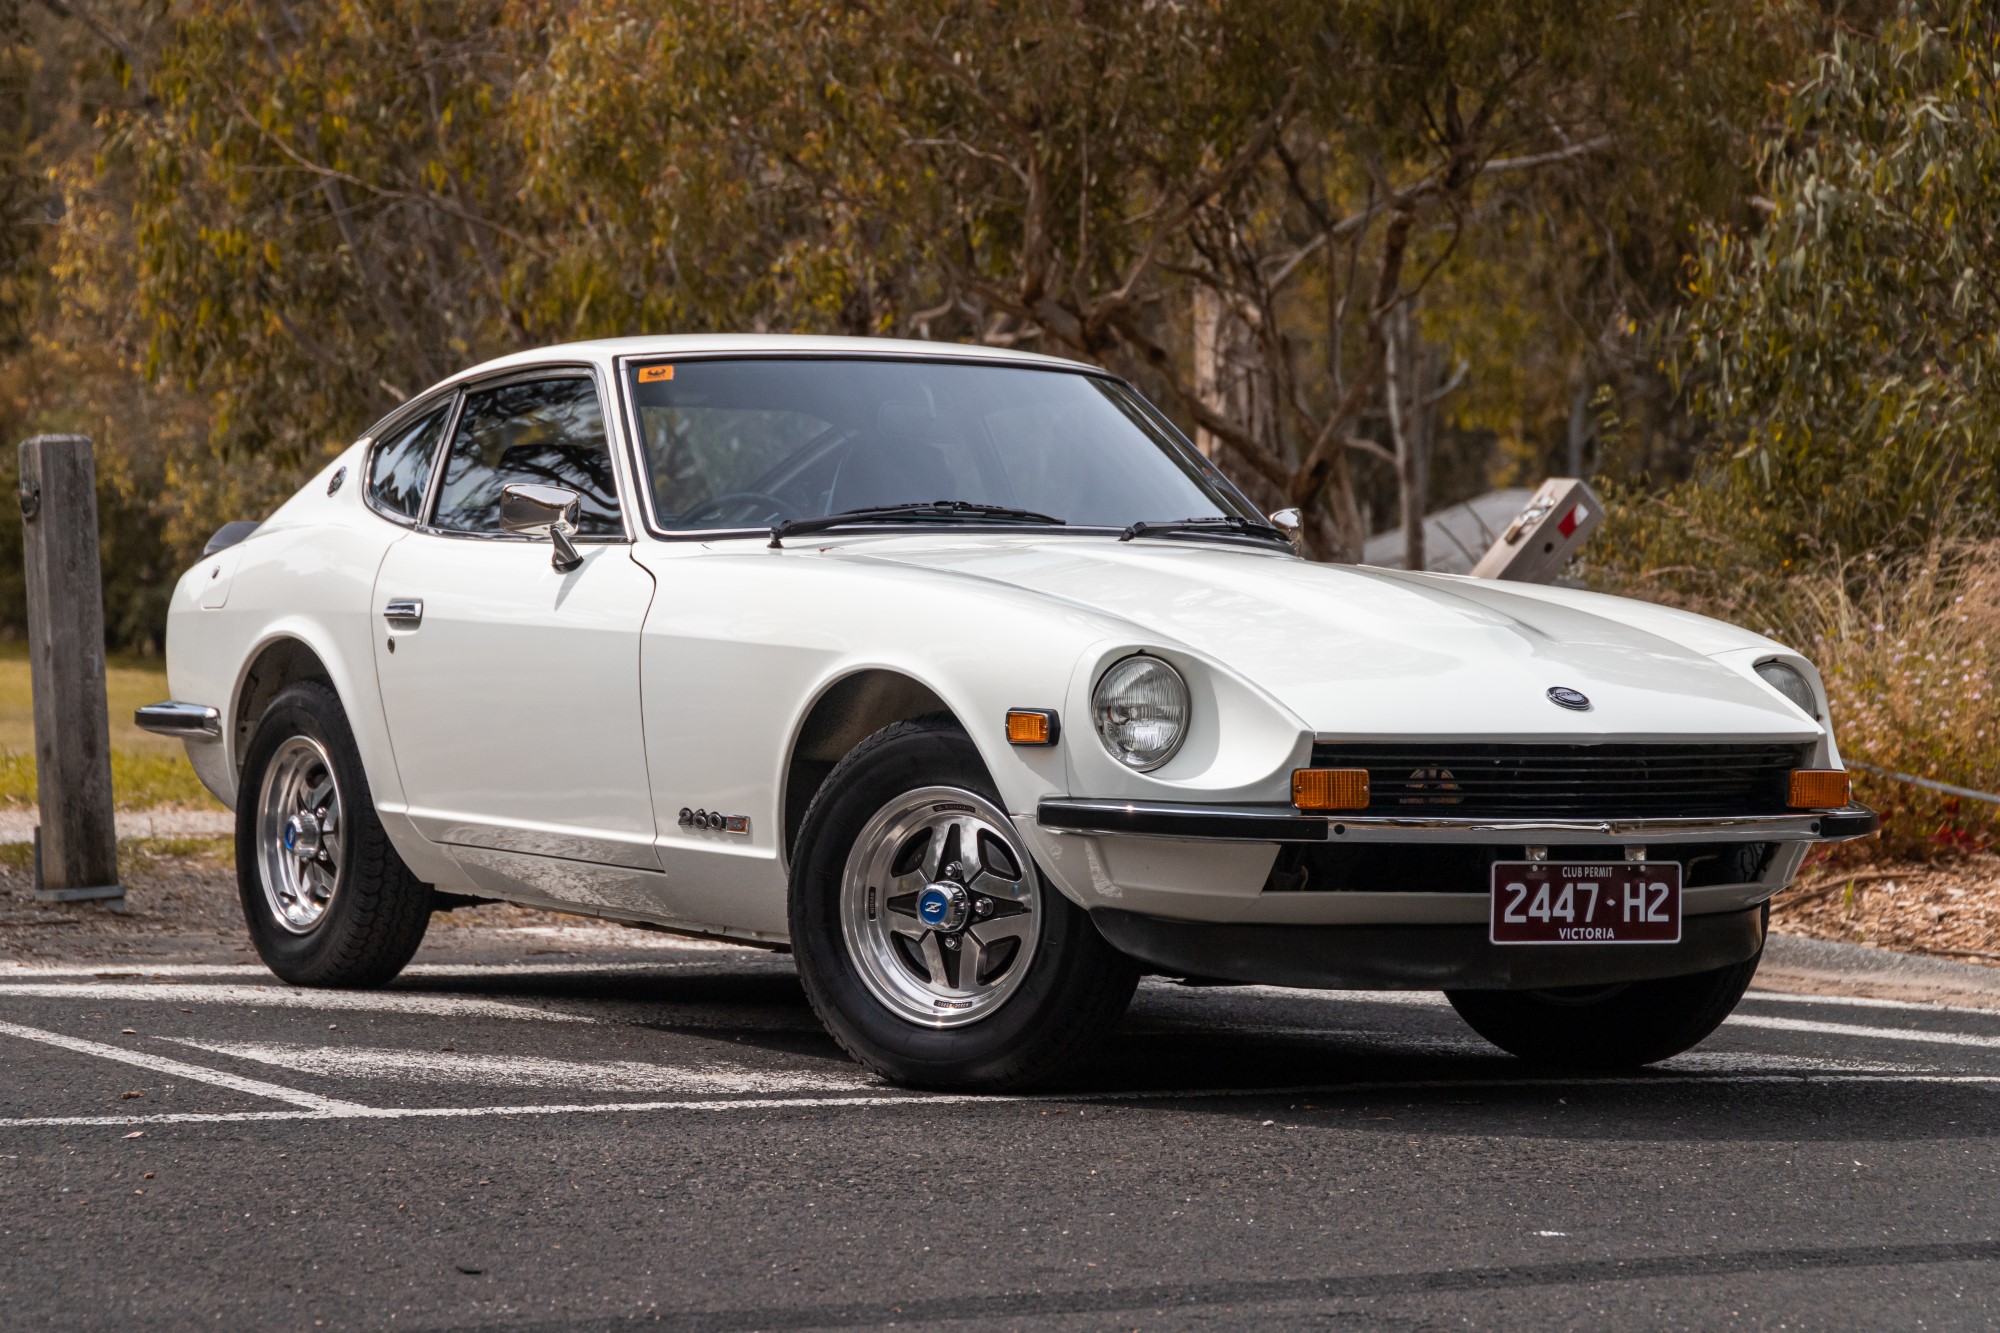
left=1387, top=305, right=1426, bottom=572
left=1192, top=287, right=1224, bottom=460
left=1566, top=368, right=1591, bottom=478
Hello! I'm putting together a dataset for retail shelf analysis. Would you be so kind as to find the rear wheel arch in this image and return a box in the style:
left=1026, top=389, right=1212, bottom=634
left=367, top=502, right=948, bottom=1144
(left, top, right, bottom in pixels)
left=232, top=636, right=335, bottom=773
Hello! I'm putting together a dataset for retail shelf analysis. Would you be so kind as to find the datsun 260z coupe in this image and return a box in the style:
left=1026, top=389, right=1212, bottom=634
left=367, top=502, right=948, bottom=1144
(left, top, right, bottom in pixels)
left=140, top=335, right=1877, bottom=1089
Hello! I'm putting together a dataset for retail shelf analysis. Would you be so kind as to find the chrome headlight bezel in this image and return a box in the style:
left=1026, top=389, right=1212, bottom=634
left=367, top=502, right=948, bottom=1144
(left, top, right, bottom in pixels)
left=1091, top=655, right=1191, bottom=771
left=1755, top=659, right=1821, bottom=721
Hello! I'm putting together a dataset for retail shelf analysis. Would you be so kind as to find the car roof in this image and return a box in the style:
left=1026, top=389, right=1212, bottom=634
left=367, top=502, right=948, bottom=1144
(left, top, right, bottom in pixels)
left=443, top=334, right=1096, bottom=387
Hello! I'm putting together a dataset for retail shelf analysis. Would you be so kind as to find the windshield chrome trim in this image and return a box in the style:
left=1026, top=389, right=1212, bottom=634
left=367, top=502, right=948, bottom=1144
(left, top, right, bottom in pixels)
left=611, top=351, right=1213, bottom=543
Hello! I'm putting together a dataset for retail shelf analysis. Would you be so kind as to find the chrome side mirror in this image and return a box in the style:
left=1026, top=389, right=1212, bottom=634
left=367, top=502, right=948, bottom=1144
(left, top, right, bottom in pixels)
left=1267, top=507, right=1304, bottom=552
left=500, top=483, right=584, bottom=573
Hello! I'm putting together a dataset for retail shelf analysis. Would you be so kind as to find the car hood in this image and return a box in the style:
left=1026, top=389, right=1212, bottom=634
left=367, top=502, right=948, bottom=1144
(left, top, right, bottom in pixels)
left=835, top=535, right=1818, bottom=741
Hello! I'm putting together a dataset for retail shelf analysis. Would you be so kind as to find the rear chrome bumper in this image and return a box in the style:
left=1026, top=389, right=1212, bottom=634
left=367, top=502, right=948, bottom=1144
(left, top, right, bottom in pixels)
left=1036, top=799, right=1879, bottom=845
left=134, top=701, right=222, bottom=740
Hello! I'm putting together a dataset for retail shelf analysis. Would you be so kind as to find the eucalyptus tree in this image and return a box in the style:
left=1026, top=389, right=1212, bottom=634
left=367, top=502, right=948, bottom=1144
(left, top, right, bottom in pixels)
left=128, top=0, right=542, bottom=464
left=1673, top=1, right=2000, bottom=566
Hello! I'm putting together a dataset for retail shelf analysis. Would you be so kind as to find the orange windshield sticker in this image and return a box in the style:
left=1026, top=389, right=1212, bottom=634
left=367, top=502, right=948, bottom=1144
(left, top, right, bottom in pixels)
left=638, top=365, right=675, bottom=383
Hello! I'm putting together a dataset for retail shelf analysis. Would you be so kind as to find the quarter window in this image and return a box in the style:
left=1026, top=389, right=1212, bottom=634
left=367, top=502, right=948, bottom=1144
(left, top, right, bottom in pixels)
left=432, top=377, right=623, bottom=536
left=366, top=404, right=450, bottom=523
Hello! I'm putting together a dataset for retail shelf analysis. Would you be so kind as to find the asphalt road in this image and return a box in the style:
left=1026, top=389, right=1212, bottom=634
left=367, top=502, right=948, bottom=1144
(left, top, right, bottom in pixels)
left=3, top=935, right=1999, bottom=1331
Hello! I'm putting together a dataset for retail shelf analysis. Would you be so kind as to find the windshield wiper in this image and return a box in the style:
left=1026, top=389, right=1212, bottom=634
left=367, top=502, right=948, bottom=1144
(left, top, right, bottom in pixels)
left=770, top=501, right=1066, bottom=548
left=1119, top=516, right=1288, bottom=546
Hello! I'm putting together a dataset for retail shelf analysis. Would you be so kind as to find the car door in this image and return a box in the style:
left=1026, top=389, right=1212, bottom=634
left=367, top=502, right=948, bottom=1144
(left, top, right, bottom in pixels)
left=370, top=370, right=660, bottom=874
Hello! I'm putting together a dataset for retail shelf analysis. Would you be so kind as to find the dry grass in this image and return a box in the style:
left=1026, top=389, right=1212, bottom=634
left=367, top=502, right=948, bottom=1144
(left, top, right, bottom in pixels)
left=1604, top=540, right=2000, bottom=867
left=0, top=641, right=217, bottom=809
left=1790, top=544, right=2000, bottom=864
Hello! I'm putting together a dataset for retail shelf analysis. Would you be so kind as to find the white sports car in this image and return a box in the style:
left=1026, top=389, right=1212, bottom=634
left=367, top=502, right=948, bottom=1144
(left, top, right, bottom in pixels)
left=141, top=335, right=1875, bottom=1088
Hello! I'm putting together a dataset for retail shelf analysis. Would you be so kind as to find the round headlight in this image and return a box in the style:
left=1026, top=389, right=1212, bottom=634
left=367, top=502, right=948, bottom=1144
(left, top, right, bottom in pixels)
left=1755, top=660, right=1821, bottom=720
left=1092, top=656, right=1190, bottom=770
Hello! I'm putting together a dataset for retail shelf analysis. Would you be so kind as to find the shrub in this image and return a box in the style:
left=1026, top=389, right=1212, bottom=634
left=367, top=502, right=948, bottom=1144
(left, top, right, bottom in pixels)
left=1800, top=545, right=2000, bottom=861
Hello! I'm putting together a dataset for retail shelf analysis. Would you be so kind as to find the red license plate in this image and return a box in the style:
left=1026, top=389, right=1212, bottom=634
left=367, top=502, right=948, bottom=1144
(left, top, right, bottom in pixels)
left=1489, top=861, right=1681, bottom=945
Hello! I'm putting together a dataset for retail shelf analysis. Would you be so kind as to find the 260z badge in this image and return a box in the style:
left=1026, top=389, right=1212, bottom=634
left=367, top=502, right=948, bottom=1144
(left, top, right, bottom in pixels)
left=678, top=807, right=749, bottom=834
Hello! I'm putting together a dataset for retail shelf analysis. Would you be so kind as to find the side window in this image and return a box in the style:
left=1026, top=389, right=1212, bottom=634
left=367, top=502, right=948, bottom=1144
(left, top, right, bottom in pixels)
left=432, top=377, right=623, bottom=536
left=366, top=404, right=450, bottom=523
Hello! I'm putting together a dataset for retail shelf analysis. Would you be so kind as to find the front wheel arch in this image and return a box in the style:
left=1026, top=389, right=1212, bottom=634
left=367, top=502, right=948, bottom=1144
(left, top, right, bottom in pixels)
left=780, top=668, right=954, bottom=865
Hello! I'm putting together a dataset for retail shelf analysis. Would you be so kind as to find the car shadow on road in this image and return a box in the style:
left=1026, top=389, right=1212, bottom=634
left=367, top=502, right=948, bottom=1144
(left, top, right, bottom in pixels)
left=374, top=960, right=2000, bottom=1140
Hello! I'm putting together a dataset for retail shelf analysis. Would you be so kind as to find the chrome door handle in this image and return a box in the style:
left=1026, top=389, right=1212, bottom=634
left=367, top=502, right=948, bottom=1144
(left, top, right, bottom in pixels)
left=383, top=598, right=424, bottom=629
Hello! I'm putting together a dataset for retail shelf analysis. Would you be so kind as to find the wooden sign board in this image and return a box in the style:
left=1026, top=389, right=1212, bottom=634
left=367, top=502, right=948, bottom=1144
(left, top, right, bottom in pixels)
left=1468, top=478, right=1603, bottom=583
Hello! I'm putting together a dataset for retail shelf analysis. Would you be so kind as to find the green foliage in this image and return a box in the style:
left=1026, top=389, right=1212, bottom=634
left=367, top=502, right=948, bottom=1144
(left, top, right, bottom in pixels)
left=131, top=0, right=539, bottom=464
left=1670, top=3, right=2000, bottom=564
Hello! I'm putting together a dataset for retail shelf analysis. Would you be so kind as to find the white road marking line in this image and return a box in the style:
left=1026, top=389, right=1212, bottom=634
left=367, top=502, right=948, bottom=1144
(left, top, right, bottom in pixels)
left=490, top=926, right=763, bottom=952
left=1725, top=1014, right=2000, bottom=1050
left=1144, top=982, right=1452, bottom=1009
left=4, top=1071, right=1999, bottom=1130
left=1657, top=1050, right=1932, bottom=1074
left=0, top=1020, right=368, bottom=1114
left=0, top=960, right=734, bottom=980
left=1743, top=989, right=2000, bottom=1016
left=0, top=983, right=595, bottom=1022
left=1131, top=1021, right=1929, bottom=1072
left=168, top=1039, right=873, bottom=1094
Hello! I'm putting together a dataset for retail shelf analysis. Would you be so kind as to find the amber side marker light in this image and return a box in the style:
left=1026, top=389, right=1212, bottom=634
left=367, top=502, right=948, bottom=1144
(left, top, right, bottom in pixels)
left=1294, top=768, right=1370, bottom=811
left=1006, top=709, right=1059, bottom=746
left=1788, top=769, right=1851, bottom=809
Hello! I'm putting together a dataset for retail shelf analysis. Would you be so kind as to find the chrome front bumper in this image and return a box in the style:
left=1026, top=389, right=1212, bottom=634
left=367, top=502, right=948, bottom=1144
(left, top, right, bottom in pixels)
left=1036, top=799, right=1879, bottom=845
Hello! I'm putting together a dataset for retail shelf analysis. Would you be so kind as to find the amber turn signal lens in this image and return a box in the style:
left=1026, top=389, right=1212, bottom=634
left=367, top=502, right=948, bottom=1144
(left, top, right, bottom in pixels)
left=1293, top=768, right=1370, bottom=811
left=1006, top=709, right=1058, bottom=746
left=1788, top=769, right=1851, bottom=809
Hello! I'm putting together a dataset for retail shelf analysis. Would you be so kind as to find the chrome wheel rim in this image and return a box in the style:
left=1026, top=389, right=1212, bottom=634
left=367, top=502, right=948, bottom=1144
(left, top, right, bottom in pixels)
left=839, top=786, right=1041, bottom=1029
left=256, top=735, right=344, bottom=934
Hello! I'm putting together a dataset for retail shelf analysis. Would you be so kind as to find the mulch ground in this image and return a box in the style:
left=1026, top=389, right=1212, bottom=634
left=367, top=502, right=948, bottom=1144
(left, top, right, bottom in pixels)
left=1771, top=852, right=2000, bottom=965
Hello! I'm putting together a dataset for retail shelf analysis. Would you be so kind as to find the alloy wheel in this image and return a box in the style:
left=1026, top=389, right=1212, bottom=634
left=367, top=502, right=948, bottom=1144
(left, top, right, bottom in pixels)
left=255, top=734, right=345, bottom=934
left=838, top=786, right=1041, bottom=1028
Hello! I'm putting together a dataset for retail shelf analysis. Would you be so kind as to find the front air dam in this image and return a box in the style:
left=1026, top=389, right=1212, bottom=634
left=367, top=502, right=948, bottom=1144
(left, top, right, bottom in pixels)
left=1090, top=903, right=1769, bottom=991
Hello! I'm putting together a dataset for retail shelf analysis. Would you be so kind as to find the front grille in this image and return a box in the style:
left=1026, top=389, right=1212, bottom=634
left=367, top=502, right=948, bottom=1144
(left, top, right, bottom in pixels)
left=1309, top=742, right=1810, bottom=819
left=1263, top=841, right=1775, bottom=894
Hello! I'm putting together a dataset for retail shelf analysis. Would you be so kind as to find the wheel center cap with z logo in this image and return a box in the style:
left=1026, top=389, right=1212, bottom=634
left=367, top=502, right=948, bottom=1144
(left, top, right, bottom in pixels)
left=281, top=811, right=323, bottom=860
left=916, top=881, right=970, bottom=933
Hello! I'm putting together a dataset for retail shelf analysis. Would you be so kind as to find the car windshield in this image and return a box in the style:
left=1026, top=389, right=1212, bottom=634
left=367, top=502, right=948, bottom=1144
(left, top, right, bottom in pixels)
left=623, top=357, right=1264, bottom=533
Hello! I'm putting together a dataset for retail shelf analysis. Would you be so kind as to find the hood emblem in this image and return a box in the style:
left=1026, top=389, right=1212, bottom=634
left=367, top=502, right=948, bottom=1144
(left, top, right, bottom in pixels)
left=1546, top=686, right=1592, bottom=712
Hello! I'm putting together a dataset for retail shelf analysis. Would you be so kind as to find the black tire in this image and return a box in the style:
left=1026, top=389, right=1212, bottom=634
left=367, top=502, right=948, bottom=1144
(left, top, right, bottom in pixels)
left=236, top=680, right=432, bottom=987
left=790, top=715, right=1139, bottom=1090
left=1445, top=950, right=1762, bottom=1070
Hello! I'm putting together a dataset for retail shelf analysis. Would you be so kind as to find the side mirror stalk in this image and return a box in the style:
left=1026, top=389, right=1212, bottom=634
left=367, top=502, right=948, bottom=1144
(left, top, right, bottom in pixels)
left=548, top=527, right=583, bottom=573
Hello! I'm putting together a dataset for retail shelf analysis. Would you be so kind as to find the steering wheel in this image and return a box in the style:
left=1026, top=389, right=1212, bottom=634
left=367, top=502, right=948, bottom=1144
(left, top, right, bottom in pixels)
left=676, top=491, right=793, bottom=529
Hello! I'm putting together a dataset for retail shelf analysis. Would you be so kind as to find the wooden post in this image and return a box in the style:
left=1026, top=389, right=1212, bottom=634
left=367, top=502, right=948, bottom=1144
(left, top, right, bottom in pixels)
left=18, top=435, right=121, bottom=906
